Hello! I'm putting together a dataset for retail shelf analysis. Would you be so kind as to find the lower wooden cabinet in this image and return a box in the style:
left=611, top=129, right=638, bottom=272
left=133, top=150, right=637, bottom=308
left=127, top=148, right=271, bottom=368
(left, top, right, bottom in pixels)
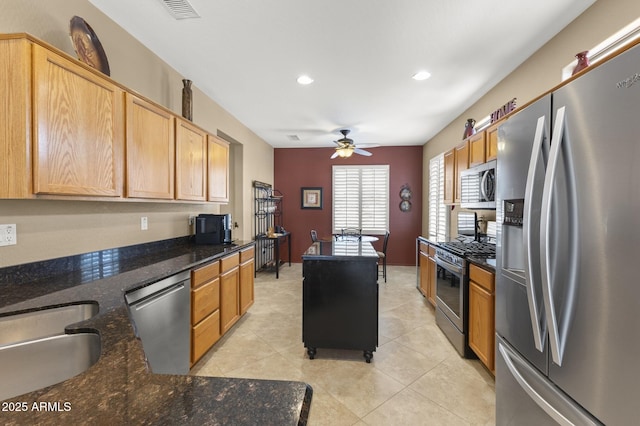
left=468, top=263, right=495, bottom=373
left=418, top=241, right=436, bottom=307
left=239, top=247, right=255, bottom=314
left=190, top=247, right=255, bottom=366
left=220, top=253, right=240, bottom=335
left=191, top=309, right=220, bottom=364
left=190, top=260, right=221, bottom=365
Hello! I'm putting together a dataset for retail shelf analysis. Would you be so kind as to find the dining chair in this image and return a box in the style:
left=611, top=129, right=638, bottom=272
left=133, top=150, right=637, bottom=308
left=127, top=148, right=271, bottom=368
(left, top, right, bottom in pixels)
left=310, top=229, right=319, bottom=242
left=377, top=231, right=390, bottom=282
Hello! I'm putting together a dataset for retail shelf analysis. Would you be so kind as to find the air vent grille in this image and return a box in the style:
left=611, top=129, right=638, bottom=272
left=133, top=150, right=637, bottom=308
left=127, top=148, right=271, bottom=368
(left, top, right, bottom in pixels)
left=158, top=0, right=200, bottom=20
left=287, top=135, right=300, bottom=141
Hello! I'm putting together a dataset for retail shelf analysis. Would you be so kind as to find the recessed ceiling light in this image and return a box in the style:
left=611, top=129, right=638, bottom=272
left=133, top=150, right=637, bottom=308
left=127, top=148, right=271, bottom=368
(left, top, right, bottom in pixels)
left=412, top=70, right=431, bottom=81
left=297, top=75, right=314, bottom=85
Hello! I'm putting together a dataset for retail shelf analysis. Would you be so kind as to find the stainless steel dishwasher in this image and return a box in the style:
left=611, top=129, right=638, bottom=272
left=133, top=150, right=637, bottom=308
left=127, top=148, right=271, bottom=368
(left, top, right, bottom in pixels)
left=125, top=270, right=190, bottom=374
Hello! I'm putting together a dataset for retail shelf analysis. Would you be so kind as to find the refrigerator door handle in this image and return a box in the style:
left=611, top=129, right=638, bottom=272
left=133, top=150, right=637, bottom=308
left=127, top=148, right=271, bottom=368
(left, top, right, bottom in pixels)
left=541, top=106, right=566, bottom=366
left=523, top=115, right=548, bottom=352
left=498, top=341, right=599, bottom=426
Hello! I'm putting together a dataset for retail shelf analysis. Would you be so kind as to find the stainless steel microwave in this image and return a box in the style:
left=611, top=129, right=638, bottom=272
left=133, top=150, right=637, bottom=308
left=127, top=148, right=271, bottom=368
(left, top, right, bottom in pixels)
left=460, top=160, right=496, bottom=209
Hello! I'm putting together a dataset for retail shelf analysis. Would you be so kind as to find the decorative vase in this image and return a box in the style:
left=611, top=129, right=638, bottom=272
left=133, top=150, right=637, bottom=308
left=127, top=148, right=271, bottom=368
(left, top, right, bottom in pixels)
left=182, top=79, right=193, bottom=121
left=572, top=51, right=590, bottom=76
left=463, top=118, right=476, bottom=139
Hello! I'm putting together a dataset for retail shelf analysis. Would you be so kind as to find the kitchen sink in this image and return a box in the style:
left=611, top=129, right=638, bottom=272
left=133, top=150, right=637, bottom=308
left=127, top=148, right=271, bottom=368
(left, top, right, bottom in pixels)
left=0, top=302, right=99, bottom=346
left=0, top=332, right=101, bottom=401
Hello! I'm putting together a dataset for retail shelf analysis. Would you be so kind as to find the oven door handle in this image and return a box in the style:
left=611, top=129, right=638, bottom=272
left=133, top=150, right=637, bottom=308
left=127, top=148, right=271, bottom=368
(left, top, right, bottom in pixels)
left=435, top=256, right=463, bottom=275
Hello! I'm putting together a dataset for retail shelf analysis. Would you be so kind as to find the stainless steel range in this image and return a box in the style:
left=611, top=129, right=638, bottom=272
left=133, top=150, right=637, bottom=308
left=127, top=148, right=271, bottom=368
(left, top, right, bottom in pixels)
left=435, top=240, right=495, bottom=358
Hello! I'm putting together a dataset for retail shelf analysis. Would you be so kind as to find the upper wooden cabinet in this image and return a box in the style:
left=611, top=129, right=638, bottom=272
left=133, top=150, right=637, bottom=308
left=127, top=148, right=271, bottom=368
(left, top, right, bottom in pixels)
left=1, top=38, right=31, bottom=198
left=1, top=34, right=231, bottom=204
left=176, top=118, right=207, bottom=201
left=486, top=121, right=500, bottom=162
left=125, top=93, right=175, bottom=199
left=208, top=135, right=230, bottom=203
left=32, top=44, right=124, bottom=197
left=468, top=132, right=487, bottom=167
left=454, top=141, right=469, bottom=204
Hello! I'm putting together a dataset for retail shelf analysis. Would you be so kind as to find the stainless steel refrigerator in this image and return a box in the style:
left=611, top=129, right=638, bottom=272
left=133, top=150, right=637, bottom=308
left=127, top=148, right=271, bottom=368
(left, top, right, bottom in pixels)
left=495, top=41, right=640, bottom=425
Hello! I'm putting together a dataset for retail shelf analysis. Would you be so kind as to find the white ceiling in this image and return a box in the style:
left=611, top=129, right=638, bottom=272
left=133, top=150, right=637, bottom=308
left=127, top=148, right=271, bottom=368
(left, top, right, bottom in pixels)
left=89, top=0, right=595, bottom=150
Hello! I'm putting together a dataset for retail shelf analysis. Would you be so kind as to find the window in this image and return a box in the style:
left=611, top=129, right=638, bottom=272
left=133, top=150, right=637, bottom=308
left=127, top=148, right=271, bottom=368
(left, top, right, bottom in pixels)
left=332, top=165, right=389, bottom=235
left=429, top=154, right=448, bottom=241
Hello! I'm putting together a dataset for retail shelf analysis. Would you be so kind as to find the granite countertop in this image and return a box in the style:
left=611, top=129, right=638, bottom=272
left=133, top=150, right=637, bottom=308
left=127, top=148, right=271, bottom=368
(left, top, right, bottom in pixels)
left=302, top=240, right=378, bottom=260
left=467, top=257, right=497, bottom=272
left=0, top=238, right=312, bottom=425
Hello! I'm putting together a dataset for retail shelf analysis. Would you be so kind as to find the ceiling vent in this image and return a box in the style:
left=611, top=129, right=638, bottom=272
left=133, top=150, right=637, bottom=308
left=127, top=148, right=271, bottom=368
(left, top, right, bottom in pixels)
left=157, top=0, right=200, bottom=20
left=287, top=135, right=300, bottom=141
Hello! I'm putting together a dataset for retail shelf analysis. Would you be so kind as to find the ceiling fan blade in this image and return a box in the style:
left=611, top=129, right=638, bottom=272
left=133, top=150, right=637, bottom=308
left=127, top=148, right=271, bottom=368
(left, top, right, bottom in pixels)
left=354, top=148, right=372, bottom=156
left=330, top=151, right=340, bottom=159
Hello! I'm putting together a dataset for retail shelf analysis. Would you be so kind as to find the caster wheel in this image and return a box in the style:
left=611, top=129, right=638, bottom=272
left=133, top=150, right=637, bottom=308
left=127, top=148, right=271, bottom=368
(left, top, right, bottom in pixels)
left=364, top=351, right=373, bottom=363
left=307, top=348, right=316, bottom=360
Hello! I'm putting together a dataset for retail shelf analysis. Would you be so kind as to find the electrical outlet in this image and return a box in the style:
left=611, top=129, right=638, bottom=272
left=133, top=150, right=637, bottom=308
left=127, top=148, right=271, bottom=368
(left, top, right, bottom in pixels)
left=188, top=215, right=196, bottom=226
left=0, top=224, right=17, bottom=247
left=141, top=217, right=148, bottom=231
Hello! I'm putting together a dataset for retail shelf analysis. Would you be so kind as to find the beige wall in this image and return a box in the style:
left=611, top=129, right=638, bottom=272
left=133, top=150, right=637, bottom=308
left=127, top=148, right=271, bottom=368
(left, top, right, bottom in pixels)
left=0, top=0, right=273, bottom=267
left=422, top=0, right=640, bottom=235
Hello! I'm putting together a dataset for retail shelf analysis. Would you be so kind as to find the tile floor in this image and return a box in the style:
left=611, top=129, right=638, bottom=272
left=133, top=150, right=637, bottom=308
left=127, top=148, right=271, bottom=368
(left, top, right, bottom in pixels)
left=191, top=263, right=496, bottom=425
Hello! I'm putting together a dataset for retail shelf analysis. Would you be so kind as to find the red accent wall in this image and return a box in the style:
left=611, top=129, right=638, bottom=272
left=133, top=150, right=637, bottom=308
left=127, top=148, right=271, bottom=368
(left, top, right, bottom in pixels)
left=274, top=146, right=423, bottom=266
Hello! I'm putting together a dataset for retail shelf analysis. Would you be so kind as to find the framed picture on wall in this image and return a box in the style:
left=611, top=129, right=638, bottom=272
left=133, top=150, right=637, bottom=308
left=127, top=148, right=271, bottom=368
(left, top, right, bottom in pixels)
left=301, top=187, right=323, bottom=209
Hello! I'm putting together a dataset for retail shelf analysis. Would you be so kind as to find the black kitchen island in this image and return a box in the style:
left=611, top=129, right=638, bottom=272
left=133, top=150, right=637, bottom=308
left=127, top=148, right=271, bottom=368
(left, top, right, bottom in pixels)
left=302, top=240, right=379, bottom=362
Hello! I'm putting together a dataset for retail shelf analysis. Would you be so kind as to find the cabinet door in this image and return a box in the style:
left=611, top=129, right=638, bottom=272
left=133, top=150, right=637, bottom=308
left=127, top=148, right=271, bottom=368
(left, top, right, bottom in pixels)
left=208, top=135, right=230, bottom=203
left=469, top=281, right=495, bottom=372
left=427, top=255, right=436, bottom=307
left=176, top=118, right=207, bottom=201
left=191, top=309, right=220, bottom=365
left=191, top=277, right=220, bottom=325
left=443, top=149, right=455, bottom=204
left=0, top=38, right=31, bottom=198
left=220, top=266, right=240, bottom=334
left=419, top=251, right=429, bottom=296
left=32, top=44, right=124, bottom=196
left=240, top=258, right=255, bottom=314
left=125, top=93, right=175, bottom=199
left=454, top=141, right=469, bottom=203
left=486, top=121, right=500, bottom=162
left=468, top=132, right=487, bottom=167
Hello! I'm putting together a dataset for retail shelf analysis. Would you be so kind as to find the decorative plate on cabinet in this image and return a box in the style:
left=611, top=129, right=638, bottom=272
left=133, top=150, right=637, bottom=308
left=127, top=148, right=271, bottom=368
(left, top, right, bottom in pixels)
left=69, top=16, right=111, bottom=76
left=400, top=200, right=412, bottom=212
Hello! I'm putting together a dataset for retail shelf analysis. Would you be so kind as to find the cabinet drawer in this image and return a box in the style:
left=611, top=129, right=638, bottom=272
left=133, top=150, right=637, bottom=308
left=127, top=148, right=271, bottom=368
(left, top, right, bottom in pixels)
left=191, top=309, right=220, bottom=365
left=220, top=252, right=239, bottom=272
left=191, top=277, right=220, bottom=324
left=192, top=261, right=220, bottom=288
left=419, top=241, right=429, bottom=254
left=428, top=245, right=436, bottom=257
left=240, top=246, right=255, bottom=263
left=469, top=264, right=495, bottom=293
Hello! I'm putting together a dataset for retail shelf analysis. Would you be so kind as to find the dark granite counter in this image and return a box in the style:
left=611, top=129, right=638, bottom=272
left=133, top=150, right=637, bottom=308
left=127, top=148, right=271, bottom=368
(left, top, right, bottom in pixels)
left=0, top=237, right=312, bottom=425
left=467, top=257, right=496, bottom=273
left=302, top=240, right=378, bottom=260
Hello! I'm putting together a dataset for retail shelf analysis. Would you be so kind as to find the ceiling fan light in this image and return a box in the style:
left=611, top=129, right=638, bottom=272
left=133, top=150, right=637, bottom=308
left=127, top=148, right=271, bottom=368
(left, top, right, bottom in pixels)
left=412, top=70, right=431, bottom=81
left=337, top=147, right=353, bottom=158
left=297, top=75, right=314, bottom=85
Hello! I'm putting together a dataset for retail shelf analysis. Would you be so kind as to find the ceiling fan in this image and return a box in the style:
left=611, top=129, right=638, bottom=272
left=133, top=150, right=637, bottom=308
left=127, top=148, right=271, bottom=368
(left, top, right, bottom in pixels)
left=330, top=129, right=373, bottom=159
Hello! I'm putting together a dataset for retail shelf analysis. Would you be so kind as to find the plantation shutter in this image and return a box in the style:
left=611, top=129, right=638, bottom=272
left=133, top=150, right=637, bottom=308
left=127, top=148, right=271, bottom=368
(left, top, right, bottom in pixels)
left=332, top=165, right=389, bottom=234
left=429, top=154, right=448, bottom=241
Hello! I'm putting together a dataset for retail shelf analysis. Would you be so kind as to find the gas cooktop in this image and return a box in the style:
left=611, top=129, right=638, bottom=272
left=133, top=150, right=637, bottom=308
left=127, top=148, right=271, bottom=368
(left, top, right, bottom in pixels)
left=437, top=241, right=496, bottom=258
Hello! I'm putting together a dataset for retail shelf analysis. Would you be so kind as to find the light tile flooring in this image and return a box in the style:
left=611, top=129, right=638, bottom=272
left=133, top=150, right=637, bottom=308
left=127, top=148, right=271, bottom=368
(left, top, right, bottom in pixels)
left=191, top=264, right=496, bottom=425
